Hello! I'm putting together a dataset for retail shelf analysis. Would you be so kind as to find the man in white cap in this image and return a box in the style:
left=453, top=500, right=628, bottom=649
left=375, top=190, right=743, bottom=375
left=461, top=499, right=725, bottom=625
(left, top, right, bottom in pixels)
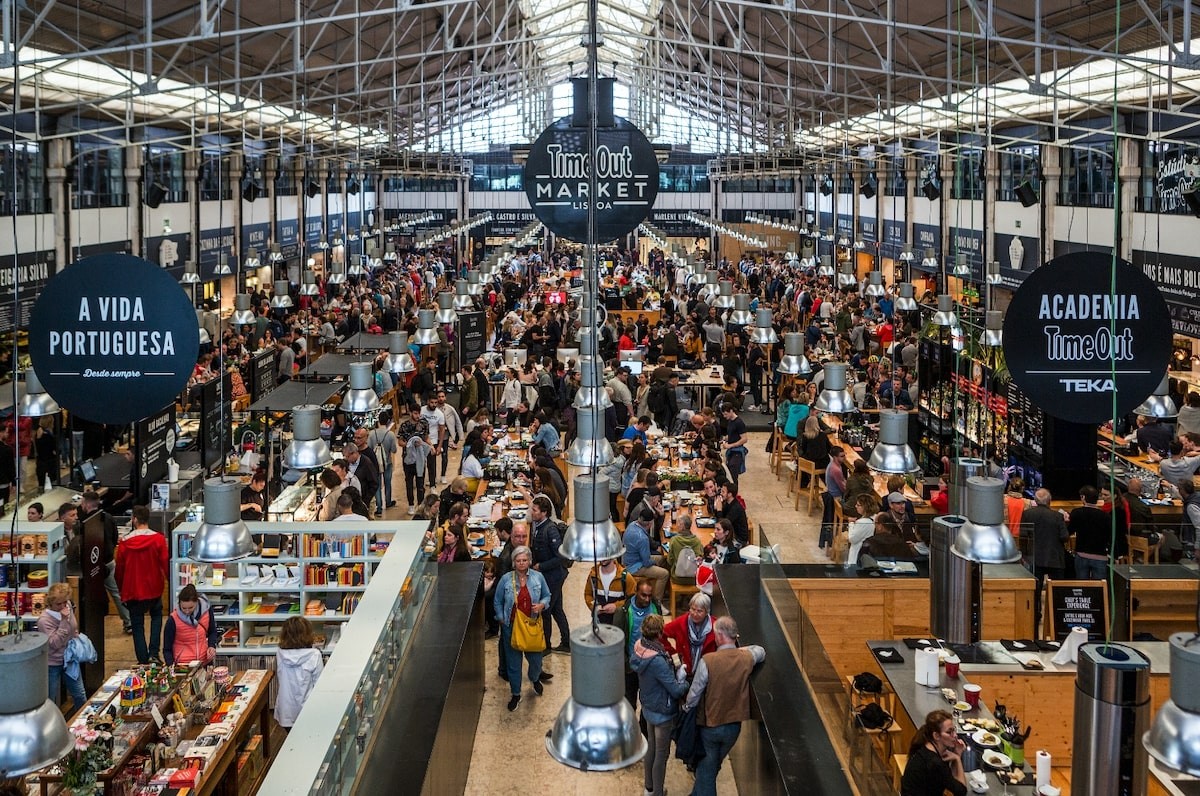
left=885, top=491, right=919, bottom=543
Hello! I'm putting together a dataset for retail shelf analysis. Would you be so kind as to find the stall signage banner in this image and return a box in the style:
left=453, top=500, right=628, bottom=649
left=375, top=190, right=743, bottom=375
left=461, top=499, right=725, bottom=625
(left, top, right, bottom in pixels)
left=993, top=232, right=1034, bottom=289
left=200, top=373, right=231, bottom=469
left=277, top=218, right=299, bottom=247
left=1155, top=153, right=1199, bottom=214
left=1047, top=581, right=1108, bottom=641
left=911, top=223, right=941, bottom=273
left=1002, top=252, right=1172, bottom=424
left=304, top=218, right=323, bottom=246
left=650, top=211, right=708, bottom=238
left=1132, top=249, right=1200, bottom=337
left=328, top=214, right=343, bottom=236
left=858, top=217, right=877, bottom=243
left=134, top=403, right=175, bottom=501
left=0, top=249, right=54, bottom=334
left=836, top=214, right=853, bottom=237
left=197, top=226, right=234, bottom=274
left=483, top=209, right=540, bottom=239
left=29, top=254, right=200, bottom=425
left=457, top=311, right=488, bottom=366
left=523, top=115, right=659, bottom=243
left=242, top=223, right=270, bottom=255
left=880, top=220, right=904, bottom=259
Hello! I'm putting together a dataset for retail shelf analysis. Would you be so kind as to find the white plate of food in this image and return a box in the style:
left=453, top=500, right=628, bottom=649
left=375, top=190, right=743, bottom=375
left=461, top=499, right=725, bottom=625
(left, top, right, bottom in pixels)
left=972, top=730, right=1002, bottom=748
left=981, top=749, right=1012, bottom=769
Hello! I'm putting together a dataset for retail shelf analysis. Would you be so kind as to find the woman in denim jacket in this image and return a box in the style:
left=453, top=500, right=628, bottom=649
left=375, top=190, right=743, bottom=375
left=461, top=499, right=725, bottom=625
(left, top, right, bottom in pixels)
left=493, top=545, right=550, bottom=712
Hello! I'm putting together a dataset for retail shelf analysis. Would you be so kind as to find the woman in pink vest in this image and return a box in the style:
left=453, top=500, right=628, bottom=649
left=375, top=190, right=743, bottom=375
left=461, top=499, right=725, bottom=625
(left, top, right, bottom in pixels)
left=163, top=584, right=219, bottom=665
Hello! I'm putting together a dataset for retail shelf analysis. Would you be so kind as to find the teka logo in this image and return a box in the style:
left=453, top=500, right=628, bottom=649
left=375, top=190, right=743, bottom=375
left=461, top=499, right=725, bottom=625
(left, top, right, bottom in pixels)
left=1060, top=378, right=1116, bottom=393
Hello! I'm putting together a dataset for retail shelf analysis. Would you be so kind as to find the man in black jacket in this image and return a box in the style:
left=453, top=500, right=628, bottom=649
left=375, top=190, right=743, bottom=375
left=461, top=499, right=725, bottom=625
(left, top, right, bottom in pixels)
left=1025, top=488, right=1070, bottom=634
left=472, top=359, right=491, bottom=412
left=351, top=428, right=383, bottom=514
left=530, top=495, right=571, bottom=653
left=342, top=443, right=379, bottom=518
left=713, top=481, right=750, bottom=545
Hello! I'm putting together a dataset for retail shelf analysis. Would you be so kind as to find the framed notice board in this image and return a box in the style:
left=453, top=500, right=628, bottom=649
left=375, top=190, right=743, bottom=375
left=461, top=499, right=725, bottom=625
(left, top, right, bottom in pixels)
left=1044, top=579, right=1110, bottom=641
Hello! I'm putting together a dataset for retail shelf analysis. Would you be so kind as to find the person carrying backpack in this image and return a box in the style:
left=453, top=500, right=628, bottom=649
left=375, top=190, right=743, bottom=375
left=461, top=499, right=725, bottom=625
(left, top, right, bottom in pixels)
left=666, top=514, right=705, bottom=586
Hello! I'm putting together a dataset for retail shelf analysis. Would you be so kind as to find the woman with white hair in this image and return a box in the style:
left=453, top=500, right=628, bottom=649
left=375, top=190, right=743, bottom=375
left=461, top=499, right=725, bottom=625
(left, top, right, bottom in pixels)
left=493, top=545, right=550, bottom=712
left=661, top=592, right=717, bottom=676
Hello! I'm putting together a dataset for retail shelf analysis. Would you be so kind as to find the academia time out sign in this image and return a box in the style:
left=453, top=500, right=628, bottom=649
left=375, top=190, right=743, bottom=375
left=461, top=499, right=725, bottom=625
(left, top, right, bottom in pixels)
left=524, top=117, right=659, bottom=244
left=29, top=253, right=200, bottom=425
left=1002, top=252, right=1172, bottom=424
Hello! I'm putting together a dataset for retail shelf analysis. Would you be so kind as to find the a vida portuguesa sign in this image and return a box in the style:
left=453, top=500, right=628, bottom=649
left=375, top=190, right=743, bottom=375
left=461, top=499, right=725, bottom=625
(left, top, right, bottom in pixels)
left=1002, top=252, right=1172, bottom=424
left=29, top=253, right=200, bottom=425
left=523, top=104, right=659, bottom=243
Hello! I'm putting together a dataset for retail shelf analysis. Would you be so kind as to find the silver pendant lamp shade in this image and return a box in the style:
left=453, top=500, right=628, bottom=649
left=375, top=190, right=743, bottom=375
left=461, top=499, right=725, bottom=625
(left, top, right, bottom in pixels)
left=385, top=331, right=416, bottom=374
left=574, top=356, right=613, bottom=411
left=0, top=633, right=75, bottom=776
left=700, top=270, right=720, bottom=302
left=213, top=253, right=232, bottom=276
left=748, top=309, right=779, bottom=344
left=244, top=247, right=261, bottom=270
left=346, top=254, right=366, bottom=277
left=986, top=261, right=1002, bottom=285
left=268, top=242, right=283, bottom=263
left=466, top=269, right=484, bottom=296
left=576, top=305, right=603, bottom=342
left=435, top=292, right=458, bottom=324
left=814, top=362, right=855, bottom=413
left=325, top=258, right=345, bottom=285
left=953, top=253, right=971, bottom=277
left=894, top=283, right=919, bottom=312
left=19, top=369, right=59, bottom=417
left=231, top=294, right=256, bottom=326
left=269, top=280, right=293, bottom=309
left=864, top=271, right=886, bottom=298
left=931, top=294, right=958, bottom=327
left=343, top=361, right=381, bottom=413
left=179, top=260, right=201, bottom=284
left=566, top=409, right=613, bottom=468
left=453, top=280, right=475, bottom=311
left=836, top=263, right=857, bottom=289
left=190, top=478, right=256, bottom=562
left=383, top=242, right=398, bottom=262
left=283, top=405, right=333, bottom=470
left=950, top=477, right=1021, bottom=564
left=412, top=309, right=441, bottom=345
left=980, top=310, right=1004, bottom=347
left=712, top=281, right=736, bottom=309
left=1144, top=632, right=1200, bottom=776
left=560, top=476, right=624, bottom=561
left=299, top=269, right=320, bottom=296
left=728, top=294, right=754, bottom=327
left=777, top=332, right=812, bottom=376
left=866, top=409, right=920, bottom=474
left=546, top=624, right=646, bottom=770
left=1134, top=375, right=1178, bottom=419
left=817, top=254, right=836, bottom=278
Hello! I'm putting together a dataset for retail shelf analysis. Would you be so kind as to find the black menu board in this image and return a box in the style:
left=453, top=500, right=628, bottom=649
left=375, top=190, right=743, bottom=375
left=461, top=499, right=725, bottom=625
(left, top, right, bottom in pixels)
left=251, top=350, right=277, bottom=402
left=457, top=311, right=487, bottom=367
left=1045, top=579, right=1109, bottom=641
left=200, top=373, right=231, bottom=469
left=133, top=403, right=176, bottom=504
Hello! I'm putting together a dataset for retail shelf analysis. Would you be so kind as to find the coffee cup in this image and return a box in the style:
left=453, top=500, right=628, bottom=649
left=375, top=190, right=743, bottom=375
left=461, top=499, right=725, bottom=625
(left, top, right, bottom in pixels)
left=963, top=683, right=982, bottom=708
left=945, top=655, right=961, bottom=679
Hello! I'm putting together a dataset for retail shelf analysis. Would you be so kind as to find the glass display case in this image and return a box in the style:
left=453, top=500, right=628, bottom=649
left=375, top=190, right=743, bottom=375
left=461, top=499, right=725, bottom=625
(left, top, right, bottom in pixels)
left=267, top=482, right=318, bottom=522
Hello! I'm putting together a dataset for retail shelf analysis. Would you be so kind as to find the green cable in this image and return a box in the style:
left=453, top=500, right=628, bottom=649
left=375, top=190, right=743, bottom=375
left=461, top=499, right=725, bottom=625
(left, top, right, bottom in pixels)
left=1105, top=0, right=1122, bottom=649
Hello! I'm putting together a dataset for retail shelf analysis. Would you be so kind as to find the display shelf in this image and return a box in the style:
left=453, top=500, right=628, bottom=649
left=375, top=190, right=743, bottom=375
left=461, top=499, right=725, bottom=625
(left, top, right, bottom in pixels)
left=0, top=523, right=66, bottom=633
left=171, top=522, right=402, bottom=655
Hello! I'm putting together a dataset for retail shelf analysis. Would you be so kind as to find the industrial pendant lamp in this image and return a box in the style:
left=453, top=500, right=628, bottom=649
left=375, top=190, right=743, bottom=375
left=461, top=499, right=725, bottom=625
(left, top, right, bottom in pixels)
left=817, top=254, right=835, bottom=278
left=560, top=476, right=623, bottom=561
left=700, top=270, right=720, bottom=302
left=864, top=271, right=886, bottom=298
left=712, top=281, right=735, bottom=309
left=283, top=405, right=333, bottom=470
left=268, top=242, right=284, bottom=263
left=576, top=305, right=603, bottom=342
left=980, top=310, right=1003, bottom=347
left=190, top=478, right=256, bottom=562
left=453, top=279, right=475, bottom=311
left=931, top=295, right=958, bottom=327
left=749, top=309, right=779, bottom=344
left=326, top=259, right=346, bottom=285
left=179, top=260, right=201, bottom=284
left=728, top=294, right=754, bottom=326
left=213, top=253, right=232, bottom=276
left=836, top=263, right=857, bottom=289
left=814, top=362, right=855, bottom=414
left=952, top=253, right=971, bottom=277
left=0, top=634, right=75, bottom=776
left=244, top=247, right=261, bottom=270
left=866, top=409, right=919, bottom=474
left=298, top=269, right=320, bottom=296
left=950, top=478, right=1021, bottom=564
left=566, top=410, right=614, bottom=469
left=346, top=254, right=366, bottom=277
left=435, top=292, right=457, bottom=324
left=1134, top=375, right=1178, bottom=419
left=269, top=280, right=293, bottom=309
left=986, top=260, right=1002, bottom=285
left=921, top=248, right=939, bottom=270
left=1144, top=633, right=1200, bottom=776
left=466, top=269, right=484, bottom=296
left=382, top=243, right=398, bottom=262
left=231, top=294, right=256, bottom=326
left=19, top=369, right=60, bottom=417
left=343, top=362, right=381, bottom=413
left=899, top=245, right=915, bottom=265
left=574, top=356, right=614, bottom=411
left=894, top=283, right=919, bottom=312
left=412, top=308, right=440, bottom=345
left=384, top=331, right=416, bottom=374
left=777, top=332, right=812, bottom=376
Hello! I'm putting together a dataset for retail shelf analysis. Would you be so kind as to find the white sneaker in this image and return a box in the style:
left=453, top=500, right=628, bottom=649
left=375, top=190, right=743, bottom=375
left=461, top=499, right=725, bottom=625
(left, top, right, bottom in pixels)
left=441, top=477, right=448, bottom=485
left=407, top=506, right=416, bottom=515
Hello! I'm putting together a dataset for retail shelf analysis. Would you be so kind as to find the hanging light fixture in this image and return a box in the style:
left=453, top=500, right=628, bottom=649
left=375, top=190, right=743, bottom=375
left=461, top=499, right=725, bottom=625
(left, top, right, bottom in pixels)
left=777, top=332, right=812, bottom=376
left=894, top=283, right=919, bottom=312
left=565, top=410, right=614, bottom=469
left=728, top=294, right=754, bottom=326
left=837, top=262, right=857, bottom=289
left=317, top=236, right=330, bottom=251
left=1144, top=633, right=1200, bottom=777
left=346, top=254, right=366, bottom=277
left=921, top=247, right=939, bottom=270
left=269, top=280, right=293, bottom=309
left=980, top=310, right=1004, bottom=347
left=267, top=242, right=284, bottom=263
left=700, top=270, right=720, bottom=302
left=1134, top=375, right=1179, bottom=419
left=749, top=309, right=779, bottom=345
left=343, top=362, right=381, bottom=413
left=0, top=634, right=75, bottom=776
left=864, top=271, right=886, bottom=298
left=453, top=279, right=475, bottom=311
left=283, top=405, right=333, bottom=470
left=382, top=242, right=398, bottom=262
left=18, top=369, right=59, bottom=417
left=574, top=356, right=614, bottom=410
left=244, top=247, right=261, bottom=270
left=953, top=253, right=971, bottom=277
left=817, top=254, right=835, bottom=277
left=326, top=258, right=346, bottom=285
left=712, top=281, right=736, bottom=309
left=899, top=245, right=915, bottom=264
left=435, top=292, right=457, bottom=323
left=951, top=477, right=1021, bottom=564
left=179, top=260, right=201, bottom=284
left=299, top=269, right=320, bottom=296
left=385, top=331, right=416, bottom=374
left=931, top=295, right=958, bottom=326
left=231, top=294, right=256, bottom=326
left=986, top=260, right=1002, bottom=285
left=190, top=478, right=256, bottom=562
left=465, top=269, right=484, bottom=296
left=560, top=476, right=623, bottom=560
left=412, top=308, right=440, bottom=345
left=213, top=253, right=232, bottom=276
left=866, top=409, right=920, bottom=474
left=814, top=362, right=855, bottom=413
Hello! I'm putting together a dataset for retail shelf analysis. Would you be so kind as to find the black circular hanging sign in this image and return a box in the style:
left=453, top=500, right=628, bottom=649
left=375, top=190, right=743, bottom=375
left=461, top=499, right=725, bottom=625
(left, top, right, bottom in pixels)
left=29, top=253, right=200, bottom=425
left=1002, top=252, right=1172, bottom=424
left=523, top=116, right=659, bottom=244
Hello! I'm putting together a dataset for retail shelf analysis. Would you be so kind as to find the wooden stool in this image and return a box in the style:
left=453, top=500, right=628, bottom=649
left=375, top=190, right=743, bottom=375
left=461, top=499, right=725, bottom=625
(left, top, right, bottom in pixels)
left=792, top=459, right=819, bottom=513
left=668, top=581, right=701, bottom=616
left=771, top=428, right=796, bottom=476
left=891, top=754, right=908, bottom=791
left=845, top=676, right=901, bottom=777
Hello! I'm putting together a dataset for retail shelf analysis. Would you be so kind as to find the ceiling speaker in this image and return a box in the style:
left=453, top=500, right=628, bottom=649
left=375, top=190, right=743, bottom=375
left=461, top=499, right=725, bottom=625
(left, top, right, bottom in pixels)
left=241, top=181, right=261, bottom=203
left=305, top=180, right=321, bottom=199
left=144, top=182, right=166, bottom=209
left=1015, top=180, right=1039, bottom=208
left=922, top=179, right=941, bottom=201
left=860, top=176, right=877, bottom=199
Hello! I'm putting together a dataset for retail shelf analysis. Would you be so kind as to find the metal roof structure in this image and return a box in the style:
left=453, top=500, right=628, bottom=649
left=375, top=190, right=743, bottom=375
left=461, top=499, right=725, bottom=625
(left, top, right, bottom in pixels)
left=0, top=1, right=1197, bottom=157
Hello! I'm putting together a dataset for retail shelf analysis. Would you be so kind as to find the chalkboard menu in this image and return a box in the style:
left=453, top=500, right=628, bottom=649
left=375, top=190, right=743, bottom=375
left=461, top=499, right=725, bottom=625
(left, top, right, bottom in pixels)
left=1046, top=579, right=1109, bottom=641
left=251, top=350, right=276, bottom=402
left=457, top=311, right=487, bottom=368
left=200, top=373, right=231, bottom=469
left=133, top=403, right=176, bottom=504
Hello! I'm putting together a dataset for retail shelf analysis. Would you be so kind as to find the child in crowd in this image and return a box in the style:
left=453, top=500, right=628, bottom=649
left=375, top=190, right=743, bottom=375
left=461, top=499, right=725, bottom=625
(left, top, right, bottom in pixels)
left=274, top=617, right=324, bottom=730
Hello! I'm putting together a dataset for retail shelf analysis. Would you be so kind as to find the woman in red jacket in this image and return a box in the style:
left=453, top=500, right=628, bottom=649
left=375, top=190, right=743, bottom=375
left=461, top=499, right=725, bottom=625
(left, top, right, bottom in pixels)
left=163, top=584, right=220, bottom=665
left=660, top=591, right=717, bottom=676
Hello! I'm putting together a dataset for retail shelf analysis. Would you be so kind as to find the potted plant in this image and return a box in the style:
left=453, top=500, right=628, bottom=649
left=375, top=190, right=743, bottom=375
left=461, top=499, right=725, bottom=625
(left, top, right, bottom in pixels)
left=60, top=724, right=114, bottom=794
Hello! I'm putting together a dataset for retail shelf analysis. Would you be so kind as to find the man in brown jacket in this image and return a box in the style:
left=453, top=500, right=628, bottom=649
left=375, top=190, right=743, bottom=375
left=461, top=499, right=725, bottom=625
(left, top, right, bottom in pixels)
left=682, top=616, right=766, bottom=796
